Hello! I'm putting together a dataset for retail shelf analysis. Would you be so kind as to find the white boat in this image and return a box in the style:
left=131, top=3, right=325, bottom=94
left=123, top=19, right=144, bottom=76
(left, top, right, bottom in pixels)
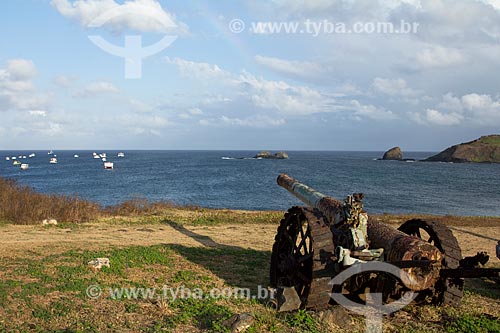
left=99, top=153, right=107, bottom=158
left=117, top=152, right=125, bottom=158
left=48, top=150, right=53, bottom=155
left=74, top=154, right=79, bottom=158
left=11, top=156, right=16, bottom=160
left=49, top=157, right=58, bottom=164
left=93, top=153, right=100, bottom=159
left=101, top=157, right=107, bottom=162
left=104, top=161, right=114, bottom=169
left=13, top=160, right=21, bottom=166
left=22, top=156, right=27, bottom=159
left=29, top=153, right=36, bottom=158
left=20, top=163, right=29, bottom=170
left=5, top=157, right=10, bottom=161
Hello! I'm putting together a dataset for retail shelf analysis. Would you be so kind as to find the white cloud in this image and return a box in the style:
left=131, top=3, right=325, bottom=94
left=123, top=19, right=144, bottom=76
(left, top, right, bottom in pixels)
left=254, top=55, right=330, bottom=80
left=412, top=92, right=500, bottom=126
left=166, top=57, right=231, bottom=81
left=372, top=78, right=420, bottom=97
left=119, top=114, right=170, bottom=128
left=129, top=99, right=153, bottom=113
left=461, top=93, right=499, bottom=110
left=29, top=110, right=48, bottom=117
left=438, top=93, right=463, bottom=111
left=238, top=71, right=328, bottom=115
left=52, top=75, right=75, bottom=88
left=178, top=107, right=204, bottom=119
left=167, top=57, right=404, bottom=121
left=200, top=115, right=286, bottom=128
left=167, top=57, right=330, bottom=115
left=6, top=59, right=37, bottom=80
left=77, top=81, right=119, bottom=97
left=0, top=59, right=48, bottom=112
left=118, top=113, right=171, bottom=136
left=482, top=0, right=500, bottom=10
left=188, top=107, right=203, bottom=116
left=412, top=108, right=463, bottom=126
left=349, top=100, right=397, bottom=120
left=414, top=46, right=466, bottom=69
left=51, top=0, right=181, bottom=33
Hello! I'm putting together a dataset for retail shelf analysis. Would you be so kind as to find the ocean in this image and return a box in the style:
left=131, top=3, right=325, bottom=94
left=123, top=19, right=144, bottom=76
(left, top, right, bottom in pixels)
left=1, top=150, right=499, bottom=216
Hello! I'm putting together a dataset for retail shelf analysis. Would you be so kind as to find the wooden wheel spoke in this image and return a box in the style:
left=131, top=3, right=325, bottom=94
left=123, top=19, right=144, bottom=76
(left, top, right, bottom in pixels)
left=297, top=235, right=309, bottom=254
left=283, top=230, right=295, bottom=246
left=415, top=229, right=422, bottom=238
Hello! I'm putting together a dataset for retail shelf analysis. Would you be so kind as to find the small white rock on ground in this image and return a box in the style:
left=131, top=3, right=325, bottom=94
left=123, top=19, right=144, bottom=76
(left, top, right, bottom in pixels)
left=88, top=258, right=110, bottom=270
left=42, top=219, right=58, bottom=226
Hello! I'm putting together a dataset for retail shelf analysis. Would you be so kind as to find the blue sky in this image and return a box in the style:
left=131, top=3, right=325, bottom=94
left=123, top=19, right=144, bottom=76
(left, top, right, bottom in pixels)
left=1, top=0, right=500, bottom=151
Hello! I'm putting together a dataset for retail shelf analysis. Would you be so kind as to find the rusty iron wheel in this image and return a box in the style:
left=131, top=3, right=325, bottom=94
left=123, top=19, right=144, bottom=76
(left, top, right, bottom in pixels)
left=270, top=206, right=336, bottom=309
left=398, top=218, right=464, bottom=306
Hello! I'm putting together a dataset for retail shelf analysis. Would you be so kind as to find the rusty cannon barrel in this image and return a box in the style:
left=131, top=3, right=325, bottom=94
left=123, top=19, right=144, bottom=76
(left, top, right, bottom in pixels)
left=277, top=173, right=443, bottom=291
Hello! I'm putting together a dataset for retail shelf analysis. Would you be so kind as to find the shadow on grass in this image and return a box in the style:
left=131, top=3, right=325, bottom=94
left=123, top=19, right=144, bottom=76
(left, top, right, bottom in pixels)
left=465, top=278, right=500, bottom=300
left=165, top=221, right=272, bottom=291
left=449, top=226, right=499, bottom=242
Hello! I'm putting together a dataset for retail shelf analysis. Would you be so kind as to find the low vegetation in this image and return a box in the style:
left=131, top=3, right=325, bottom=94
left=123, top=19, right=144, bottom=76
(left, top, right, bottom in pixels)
left=0, top=176, right=499, bottom=332
left=0, top=236, right=498, bottom=332
left=0, top=176, right=100, bottom=224
left=479, top=135, right=500, bottom=146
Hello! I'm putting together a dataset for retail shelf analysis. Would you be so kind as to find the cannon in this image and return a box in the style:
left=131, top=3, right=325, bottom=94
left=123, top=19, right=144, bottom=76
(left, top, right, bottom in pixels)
left=270, top=174, right=500, bottom=311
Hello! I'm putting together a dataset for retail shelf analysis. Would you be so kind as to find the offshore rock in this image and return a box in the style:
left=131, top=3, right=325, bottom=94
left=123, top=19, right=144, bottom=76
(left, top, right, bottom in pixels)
left=382, top=147, right=403, bottom=160
left=425, top=135, right=500, bottom=163
left=254, top=151, right=289, bottom=159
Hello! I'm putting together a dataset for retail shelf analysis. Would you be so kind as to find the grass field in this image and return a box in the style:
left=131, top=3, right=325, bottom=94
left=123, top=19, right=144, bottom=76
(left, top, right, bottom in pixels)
left=0, top=208, right=499, bottom=332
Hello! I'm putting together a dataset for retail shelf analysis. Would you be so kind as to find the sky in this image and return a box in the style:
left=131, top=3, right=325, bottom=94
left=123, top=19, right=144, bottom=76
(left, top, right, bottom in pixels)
left=1, top=0, right=500, bottom=151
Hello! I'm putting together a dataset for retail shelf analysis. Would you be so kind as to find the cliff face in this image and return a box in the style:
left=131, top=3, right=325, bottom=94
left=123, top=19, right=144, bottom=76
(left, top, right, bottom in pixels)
left=425, top=135, right=500, bottom=163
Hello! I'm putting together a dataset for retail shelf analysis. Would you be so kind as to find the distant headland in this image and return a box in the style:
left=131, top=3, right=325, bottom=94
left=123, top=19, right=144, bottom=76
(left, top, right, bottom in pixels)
left=425, top=135, right=500, bottom=163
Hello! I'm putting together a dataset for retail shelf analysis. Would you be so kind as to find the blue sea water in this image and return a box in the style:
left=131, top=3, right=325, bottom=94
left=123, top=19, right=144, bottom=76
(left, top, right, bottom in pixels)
left=1, top=150, right=499, bottom=216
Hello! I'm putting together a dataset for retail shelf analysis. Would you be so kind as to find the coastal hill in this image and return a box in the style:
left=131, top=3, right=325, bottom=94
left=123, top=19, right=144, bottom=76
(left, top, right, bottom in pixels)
left=425, top=135, right=500, bottom=163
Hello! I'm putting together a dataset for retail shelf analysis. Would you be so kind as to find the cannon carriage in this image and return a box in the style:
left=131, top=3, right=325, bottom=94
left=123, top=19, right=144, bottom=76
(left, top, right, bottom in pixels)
left=270, top=174, right=500, bottom=311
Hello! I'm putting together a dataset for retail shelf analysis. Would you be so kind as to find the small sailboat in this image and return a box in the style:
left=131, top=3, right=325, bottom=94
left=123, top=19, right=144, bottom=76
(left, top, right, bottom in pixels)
left=5, top=157, right=10, bottom=161
left=13, top=160, right=21, bottom=166
left=49, top=157, right=58, bottom=164
left=29, top=153, right=36, bottom=158
left=104, top=161, right=114, bottom=170
left=20, top=163, right=29, bottom=170
left=117, top=152, right=125, bottom=158
left=48, top=149, right=53, bottom=155
left=93, top=152, right=100, bottom=159
left=74, top=154, right=79, bottom=158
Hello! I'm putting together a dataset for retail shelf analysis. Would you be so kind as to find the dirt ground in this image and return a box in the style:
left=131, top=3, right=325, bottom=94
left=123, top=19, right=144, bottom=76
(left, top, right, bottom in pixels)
left=0, top=214, right=499, bottom=333
left=1, top=220, right=499, bottom=265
